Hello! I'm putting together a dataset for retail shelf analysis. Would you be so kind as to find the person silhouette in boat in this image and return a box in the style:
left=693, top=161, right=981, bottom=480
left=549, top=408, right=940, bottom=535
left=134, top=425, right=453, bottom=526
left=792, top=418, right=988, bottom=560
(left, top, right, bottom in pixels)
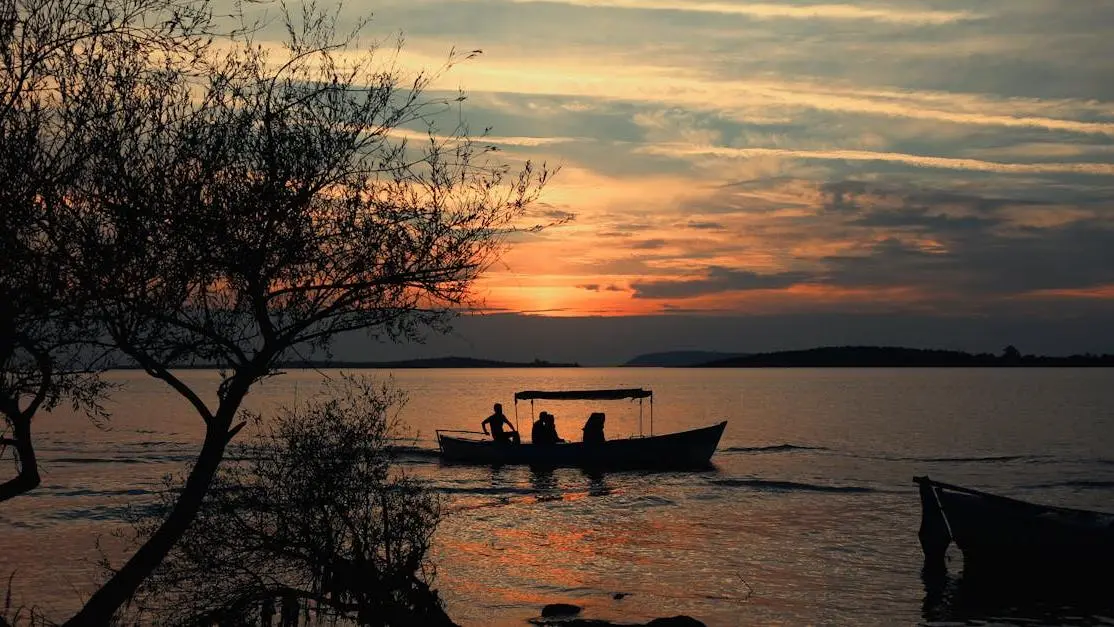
left=545, top=412, right=565, bottom=444
left=532, top=411, right=565, bottom=445
left=582, top=411, right=606, bottom=444
left=532, top=411, right=550, bottom=445
left=482, top=402, right=519, bottom=444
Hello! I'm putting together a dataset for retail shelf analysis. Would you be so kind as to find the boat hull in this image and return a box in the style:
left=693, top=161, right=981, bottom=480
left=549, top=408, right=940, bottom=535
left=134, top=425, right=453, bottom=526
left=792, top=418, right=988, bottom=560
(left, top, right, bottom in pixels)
left=437, top=421, right=727, bottom=469
left=915, top=476, right=1114, bottom=576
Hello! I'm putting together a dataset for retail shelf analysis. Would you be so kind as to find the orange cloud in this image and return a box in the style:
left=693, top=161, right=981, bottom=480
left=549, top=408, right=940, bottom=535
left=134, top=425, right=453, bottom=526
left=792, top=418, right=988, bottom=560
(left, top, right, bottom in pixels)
left=472, top=267, right=654, bottom=315
left=1019, top=285, right=1114, bottom=300
left=651, top=283, right=951, bottom=315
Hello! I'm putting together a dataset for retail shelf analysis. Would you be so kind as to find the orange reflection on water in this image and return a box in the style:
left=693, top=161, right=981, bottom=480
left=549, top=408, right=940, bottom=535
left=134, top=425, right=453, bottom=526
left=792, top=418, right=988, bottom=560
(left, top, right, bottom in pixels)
left=441, top=523, right=604, bottom=594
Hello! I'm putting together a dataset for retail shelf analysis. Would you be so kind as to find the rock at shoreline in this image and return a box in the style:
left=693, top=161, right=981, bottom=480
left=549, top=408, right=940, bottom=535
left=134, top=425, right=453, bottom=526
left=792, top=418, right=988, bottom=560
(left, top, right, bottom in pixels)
left=530, top=613, right=706, bottom=627
left=646, top=617, right=707, bottom=627
left=542, top=603, right=583, bottom=617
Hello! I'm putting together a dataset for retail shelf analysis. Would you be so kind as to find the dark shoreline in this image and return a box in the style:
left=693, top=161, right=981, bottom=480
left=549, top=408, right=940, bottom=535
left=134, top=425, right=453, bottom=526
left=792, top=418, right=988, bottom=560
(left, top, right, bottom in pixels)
left=107, top=356, right=582, bottom=370
left=689, top=346, right=1114, bottom=368
left=103, top=346, right=1114, bottom=370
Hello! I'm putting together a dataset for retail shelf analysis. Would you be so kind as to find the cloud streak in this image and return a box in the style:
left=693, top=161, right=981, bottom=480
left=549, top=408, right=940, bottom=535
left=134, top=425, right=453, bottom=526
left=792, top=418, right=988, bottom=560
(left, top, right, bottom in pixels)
left=388, top=127, right=585, bottom=147
left=639, top=145, right=1114, bottom=176
left=505, top=0, right=979, bottom=24
left=402, top=52, right=1114, bottom=139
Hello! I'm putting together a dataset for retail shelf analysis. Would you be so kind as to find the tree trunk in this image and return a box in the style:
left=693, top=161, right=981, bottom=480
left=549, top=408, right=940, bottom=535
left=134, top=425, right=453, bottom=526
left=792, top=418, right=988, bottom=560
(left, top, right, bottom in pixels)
left=63, top=419, right=234, bottom=625
left=0, top=415, right=41, bottom=502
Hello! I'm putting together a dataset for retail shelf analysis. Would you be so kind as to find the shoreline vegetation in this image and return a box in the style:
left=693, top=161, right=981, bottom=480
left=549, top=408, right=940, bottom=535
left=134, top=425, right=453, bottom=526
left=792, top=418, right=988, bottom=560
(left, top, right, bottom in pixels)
left=104, top=346, right=1114, bottom=370
left=690, top=345, right=1114, bottom=368
left=108, top=357, right=583, bottom=369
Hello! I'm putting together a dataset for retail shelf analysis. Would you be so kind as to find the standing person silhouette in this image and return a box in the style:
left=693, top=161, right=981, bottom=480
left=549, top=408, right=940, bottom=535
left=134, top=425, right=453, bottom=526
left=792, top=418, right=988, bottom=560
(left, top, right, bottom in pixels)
left=481, top=402, right=520, bottom=444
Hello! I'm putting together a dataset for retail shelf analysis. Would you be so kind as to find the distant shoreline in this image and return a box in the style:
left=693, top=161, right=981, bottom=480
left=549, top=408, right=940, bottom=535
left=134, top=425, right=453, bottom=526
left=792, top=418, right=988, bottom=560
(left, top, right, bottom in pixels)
left=686, top=346, right=1114, bottom=368
left=108, top=356, right=582, bottom=370
left=102, top=346, right=1114, bottom=369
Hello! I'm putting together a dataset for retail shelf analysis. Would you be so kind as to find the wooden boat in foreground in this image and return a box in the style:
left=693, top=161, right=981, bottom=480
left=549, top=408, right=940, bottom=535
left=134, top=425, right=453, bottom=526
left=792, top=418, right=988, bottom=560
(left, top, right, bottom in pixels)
left=436, top=388, right=727, bottom=468
left=914, top=476, right=1114, bottom=575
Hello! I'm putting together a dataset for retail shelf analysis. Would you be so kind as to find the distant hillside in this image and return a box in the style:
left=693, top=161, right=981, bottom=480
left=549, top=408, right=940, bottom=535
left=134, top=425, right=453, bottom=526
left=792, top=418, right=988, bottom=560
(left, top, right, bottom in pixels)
left=624, top=351, right=749, bottom=367
left=695, top=346, right=1114, bottom=367
left=280, top=356, right=580, bottom=369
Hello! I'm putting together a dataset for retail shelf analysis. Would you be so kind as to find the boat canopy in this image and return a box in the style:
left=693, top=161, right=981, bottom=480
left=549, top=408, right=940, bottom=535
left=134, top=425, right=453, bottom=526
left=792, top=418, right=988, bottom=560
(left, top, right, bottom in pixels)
left=514, top=388, right=652, bottom=401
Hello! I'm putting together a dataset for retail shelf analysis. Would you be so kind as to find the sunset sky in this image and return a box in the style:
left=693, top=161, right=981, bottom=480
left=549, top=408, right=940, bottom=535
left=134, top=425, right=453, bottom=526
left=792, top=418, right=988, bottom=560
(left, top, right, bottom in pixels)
left=296, top=1, right=1114, bottom=362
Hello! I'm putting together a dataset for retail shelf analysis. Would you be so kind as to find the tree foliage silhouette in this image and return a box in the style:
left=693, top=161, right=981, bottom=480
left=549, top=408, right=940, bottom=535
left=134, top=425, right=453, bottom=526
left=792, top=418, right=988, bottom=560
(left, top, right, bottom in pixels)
left=129, top=376, right=453, bottom=626
left=5, top=0, right=549, bottom=622
left=1, top=0, right=212, bottom=503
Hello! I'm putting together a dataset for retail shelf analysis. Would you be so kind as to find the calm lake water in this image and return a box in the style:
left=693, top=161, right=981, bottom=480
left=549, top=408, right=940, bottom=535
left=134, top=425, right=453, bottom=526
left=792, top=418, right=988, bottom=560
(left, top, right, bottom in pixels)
left=3, top=367, right=1114, bottom=625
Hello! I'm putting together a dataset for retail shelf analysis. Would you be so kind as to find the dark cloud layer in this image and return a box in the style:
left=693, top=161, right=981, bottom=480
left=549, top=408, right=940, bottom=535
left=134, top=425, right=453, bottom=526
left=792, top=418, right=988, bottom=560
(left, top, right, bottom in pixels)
left=685, top=220, right=726, bottom=230
left=631, top=266, right=810, bottom=298
left=815, top=182, right=1114, bottom=296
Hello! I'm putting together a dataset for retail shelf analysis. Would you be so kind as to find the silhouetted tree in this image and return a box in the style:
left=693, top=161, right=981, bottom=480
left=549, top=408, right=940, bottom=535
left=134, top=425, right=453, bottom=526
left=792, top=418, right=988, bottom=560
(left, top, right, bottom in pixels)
left=0, top=0, right=211, bottom=503
left=127, top=375, right=453, bottom=626
left=54, top=5, right=549, bottom=623
left=1000, top=345, right=1022, bottom=362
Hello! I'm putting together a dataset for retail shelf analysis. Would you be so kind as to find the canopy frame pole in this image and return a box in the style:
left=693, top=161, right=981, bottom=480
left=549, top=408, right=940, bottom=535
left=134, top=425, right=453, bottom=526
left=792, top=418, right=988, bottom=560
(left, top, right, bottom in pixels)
left=650, top=393, right=654, bottom=436
left=638, top=399, right=644, bottom=437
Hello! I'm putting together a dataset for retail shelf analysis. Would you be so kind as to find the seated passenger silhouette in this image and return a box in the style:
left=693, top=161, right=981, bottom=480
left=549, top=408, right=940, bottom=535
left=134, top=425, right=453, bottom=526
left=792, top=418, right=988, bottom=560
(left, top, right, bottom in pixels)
left=544, top=412, right=564, bottom=444
left=532, top=411, right=564, bottom=445
left=481, top=402, right=519, bottom=444
left=532, top=411, right=550, bottom=444
left=582, top=412, right=606, bottom=444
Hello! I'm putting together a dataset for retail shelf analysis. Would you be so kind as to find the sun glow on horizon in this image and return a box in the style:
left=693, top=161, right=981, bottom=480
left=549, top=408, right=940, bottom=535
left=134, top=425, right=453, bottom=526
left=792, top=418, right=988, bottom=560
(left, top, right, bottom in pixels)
left=244, top=0, right=1114, bottom=321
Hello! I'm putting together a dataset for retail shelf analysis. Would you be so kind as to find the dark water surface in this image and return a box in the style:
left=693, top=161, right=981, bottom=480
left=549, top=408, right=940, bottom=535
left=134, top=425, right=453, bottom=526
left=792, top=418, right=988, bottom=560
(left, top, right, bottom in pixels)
left=3, top=368, right=1114, bottom=625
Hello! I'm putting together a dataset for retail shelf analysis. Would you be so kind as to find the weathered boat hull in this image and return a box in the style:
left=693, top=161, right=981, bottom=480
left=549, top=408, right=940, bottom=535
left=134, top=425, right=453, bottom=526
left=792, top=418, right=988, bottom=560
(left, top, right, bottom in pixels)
left=437, top=421, right=727, bottom=468
left=915, top=476, right=1114, bottom=576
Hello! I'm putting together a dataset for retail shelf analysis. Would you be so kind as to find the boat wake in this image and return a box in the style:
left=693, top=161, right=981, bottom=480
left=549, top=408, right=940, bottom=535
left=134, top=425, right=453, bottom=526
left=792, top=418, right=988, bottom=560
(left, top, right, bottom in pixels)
left=722, top=444, right=828, bottom=454
left=388, top=444, right=442, bottom=463
left=721, top=444, right=1106, bottom=468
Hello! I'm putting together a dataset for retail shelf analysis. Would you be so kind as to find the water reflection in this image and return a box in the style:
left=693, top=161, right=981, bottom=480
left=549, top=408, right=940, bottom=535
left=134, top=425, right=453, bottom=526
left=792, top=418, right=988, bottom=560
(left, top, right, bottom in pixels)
left=526, top=467, right=614, bottom=501
left=583, top=468, right=612, bottom=497
left=922, top=565, right=1114, bottom=625
left=489, top=464, right=506, bottom=483
left=528, top=467, right=562, bottom=502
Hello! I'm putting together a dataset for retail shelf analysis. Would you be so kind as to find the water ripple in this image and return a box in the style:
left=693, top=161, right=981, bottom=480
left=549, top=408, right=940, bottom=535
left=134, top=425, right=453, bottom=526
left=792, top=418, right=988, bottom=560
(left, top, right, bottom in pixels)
left=865, top=453, right=1052, bottom=464
left=49, top=454, right=196, bottom=464
left=1026, top=480, right=1114, bottom=491
left=708, top=478, right=876, bottom=493
left=48, top=488, right=153, bottom=498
